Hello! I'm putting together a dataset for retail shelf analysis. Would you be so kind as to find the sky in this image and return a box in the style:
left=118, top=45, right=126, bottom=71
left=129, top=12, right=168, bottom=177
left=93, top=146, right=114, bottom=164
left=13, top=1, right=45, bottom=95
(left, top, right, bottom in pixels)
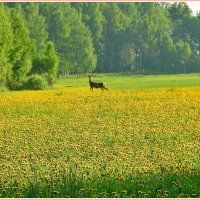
left=187, top=1, right=200, bottom=15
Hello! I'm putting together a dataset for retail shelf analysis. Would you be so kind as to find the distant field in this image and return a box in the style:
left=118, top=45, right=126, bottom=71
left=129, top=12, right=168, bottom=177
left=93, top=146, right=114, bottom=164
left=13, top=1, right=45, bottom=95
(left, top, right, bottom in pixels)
left=54, top=73, right=200, bottom=90
left=1, top=74, right=200, bottom=198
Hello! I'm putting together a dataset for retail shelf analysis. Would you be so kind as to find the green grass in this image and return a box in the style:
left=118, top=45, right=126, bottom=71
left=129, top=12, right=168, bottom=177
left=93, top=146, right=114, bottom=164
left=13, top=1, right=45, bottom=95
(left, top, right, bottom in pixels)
left=2, top=173, right=200, bottom=198
left=54, top=73, right=200, bottom=90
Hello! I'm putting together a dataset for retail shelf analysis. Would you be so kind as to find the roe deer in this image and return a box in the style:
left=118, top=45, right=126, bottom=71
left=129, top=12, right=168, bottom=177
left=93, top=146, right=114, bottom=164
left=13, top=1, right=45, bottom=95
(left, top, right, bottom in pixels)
left=88, top=75, right=108, bottom=91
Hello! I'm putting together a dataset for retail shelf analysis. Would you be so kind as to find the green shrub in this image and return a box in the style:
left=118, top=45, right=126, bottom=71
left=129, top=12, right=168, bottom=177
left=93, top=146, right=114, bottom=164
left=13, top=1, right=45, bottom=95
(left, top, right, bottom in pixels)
left=0, top=86, right=8, bottom=92
left=24, top=74, right=47, bottom=90
left=42, top=73, right=55, bottom=86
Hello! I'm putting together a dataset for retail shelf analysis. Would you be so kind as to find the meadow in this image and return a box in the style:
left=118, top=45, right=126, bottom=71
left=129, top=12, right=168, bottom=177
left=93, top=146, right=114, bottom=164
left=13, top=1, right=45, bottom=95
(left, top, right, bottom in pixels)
left=1, top=74, right=200, bottom=198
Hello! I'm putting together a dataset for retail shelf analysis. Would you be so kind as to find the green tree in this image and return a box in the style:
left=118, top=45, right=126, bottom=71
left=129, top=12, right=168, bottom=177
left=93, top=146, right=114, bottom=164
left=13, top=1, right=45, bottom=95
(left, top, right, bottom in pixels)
left=65, top=8, right=97, bottom=76
left=40, top=3, right=71, bottom=75
left=0, top=4, right=13, bottom=88
left=139, top=4, right=171, bottom=71
left=157, top=32, right=175, bottom=73
left=41, top=3, right=96, bottom=76
left=31, top=42, right=59, bottom=85
left=8, top=5, right=33, bottom=89
left=23, top=3, right=48, bottom=55
left=1, top=2, right=199, bottom=82
left=118, top=43, right=135, bottom=72
left=102, top=3, right=130, bottom=72
left=168, top=3, right=192, bottom=42
left=174, top=40, right=191, bottom=73
left=126, top=3, right=171, bottom=72
left=79, top=3, right=105, bottom=71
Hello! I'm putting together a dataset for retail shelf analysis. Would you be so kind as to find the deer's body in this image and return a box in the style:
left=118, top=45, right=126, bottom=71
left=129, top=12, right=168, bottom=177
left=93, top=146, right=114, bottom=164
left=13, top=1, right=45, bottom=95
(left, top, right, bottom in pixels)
left=88, top=75, right=108, bottom=91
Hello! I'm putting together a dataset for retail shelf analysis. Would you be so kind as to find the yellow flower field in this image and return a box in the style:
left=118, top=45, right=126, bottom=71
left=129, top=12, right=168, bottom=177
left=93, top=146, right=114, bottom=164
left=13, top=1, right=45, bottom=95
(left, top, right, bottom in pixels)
left=0, top=87, right=200, bottom=197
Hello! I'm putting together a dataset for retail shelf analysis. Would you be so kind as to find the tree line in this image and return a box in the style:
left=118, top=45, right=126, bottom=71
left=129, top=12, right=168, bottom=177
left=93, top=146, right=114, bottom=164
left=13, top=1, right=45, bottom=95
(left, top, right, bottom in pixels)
left=0, top=2, right=200, bottom=90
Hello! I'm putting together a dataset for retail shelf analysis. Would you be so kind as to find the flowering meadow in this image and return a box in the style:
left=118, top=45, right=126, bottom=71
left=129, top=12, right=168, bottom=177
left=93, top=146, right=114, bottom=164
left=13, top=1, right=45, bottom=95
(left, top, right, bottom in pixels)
left=1, top=85, right=200, bottom=197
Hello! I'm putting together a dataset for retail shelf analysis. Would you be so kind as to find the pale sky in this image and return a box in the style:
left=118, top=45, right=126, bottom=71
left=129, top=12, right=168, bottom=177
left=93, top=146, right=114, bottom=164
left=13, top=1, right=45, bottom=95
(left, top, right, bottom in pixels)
left=187, top=1, right=200, bottom=15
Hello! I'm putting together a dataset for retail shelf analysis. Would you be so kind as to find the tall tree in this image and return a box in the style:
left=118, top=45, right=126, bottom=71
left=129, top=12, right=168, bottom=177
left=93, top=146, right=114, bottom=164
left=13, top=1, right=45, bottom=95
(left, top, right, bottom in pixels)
left=39, top=3, right=71, bottom=75
left=79, top=3, right=105, bottom=71
left=157, top=32, right=175, bottom=73
left=139, top=4, right=171, bottom=71
left=174, top=40, right=191, bottom=73
left=8, top=5, right=33, bottom=89
left=0, top=4, right=13, bottom=88
left=126, top=3, right=171, bottom=72
left=65, top=7, right=97, bottom=76
left=1, top=2, right=200, bottom=84
left=23, top=3, right=48, bottom=56
left=41, top=3, right=96, bottom=76
left=168, top=3, right=192, bottom=42
left=102, top=3, right=130, bottom=72
left=31, top=41, right=59, bottom=85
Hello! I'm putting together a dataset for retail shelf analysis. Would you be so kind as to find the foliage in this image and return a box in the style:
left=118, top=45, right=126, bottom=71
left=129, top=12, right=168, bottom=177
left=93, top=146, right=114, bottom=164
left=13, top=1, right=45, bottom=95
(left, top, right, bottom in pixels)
left=174, top=40, right=192, bottom=72
left=43, top=4, right=96, bottom=75
left=0, top=4, right=13, bottom=88
left=23, top=74, right=47, bottom=90
left=65, top=8, right=97, bottom=75
left=23, top=3, right=48, bottom=56
left=1, top=2, right=200, bottom=90
left=8, top=5, right=33, bottom=90
left=39, top=3, right=71, bottom=74
left=31, top=41, right=59, bottom=85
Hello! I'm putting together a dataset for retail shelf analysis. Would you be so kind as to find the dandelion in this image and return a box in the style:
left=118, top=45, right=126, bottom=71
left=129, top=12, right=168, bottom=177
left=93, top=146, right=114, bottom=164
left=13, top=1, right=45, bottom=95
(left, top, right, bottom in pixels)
left=1, top=88, right=200, bottom=197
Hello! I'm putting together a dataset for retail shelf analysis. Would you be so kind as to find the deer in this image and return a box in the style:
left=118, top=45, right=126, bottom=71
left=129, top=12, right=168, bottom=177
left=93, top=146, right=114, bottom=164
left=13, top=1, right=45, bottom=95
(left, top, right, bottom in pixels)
left=88, top=75, right=108, bottom=91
